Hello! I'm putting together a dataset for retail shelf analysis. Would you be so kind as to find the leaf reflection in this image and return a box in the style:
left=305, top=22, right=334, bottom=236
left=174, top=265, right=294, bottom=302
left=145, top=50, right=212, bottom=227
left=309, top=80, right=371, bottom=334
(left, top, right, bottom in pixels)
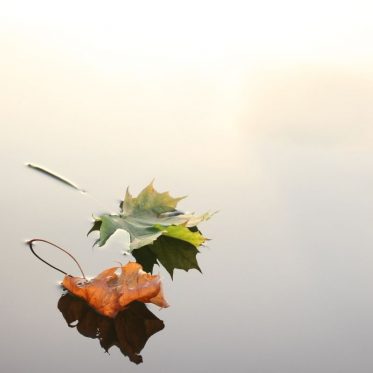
left=58, top=293, right=165, bottom=364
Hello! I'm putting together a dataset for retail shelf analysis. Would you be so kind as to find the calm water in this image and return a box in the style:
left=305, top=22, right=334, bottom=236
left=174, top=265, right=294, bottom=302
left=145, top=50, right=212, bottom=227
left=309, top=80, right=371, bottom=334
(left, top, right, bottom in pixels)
left=1, top=10, right=373, bottom=368
left=3, top=123, right=373, bottom=372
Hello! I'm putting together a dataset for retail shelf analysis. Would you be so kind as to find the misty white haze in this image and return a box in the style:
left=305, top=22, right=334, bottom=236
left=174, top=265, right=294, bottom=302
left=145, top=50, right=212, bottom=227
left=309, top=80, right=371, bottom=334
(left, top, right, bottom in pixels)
left=1, top=1, right=373, bottom=372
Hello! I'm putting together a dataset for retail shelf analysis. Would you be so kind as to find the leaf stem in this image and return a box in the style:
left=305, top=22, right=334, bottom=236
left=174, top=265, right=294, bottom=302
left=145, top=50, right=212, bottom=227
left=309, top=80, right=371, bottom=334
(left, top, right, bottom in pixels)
left=27, top=238, right=86, bottom=279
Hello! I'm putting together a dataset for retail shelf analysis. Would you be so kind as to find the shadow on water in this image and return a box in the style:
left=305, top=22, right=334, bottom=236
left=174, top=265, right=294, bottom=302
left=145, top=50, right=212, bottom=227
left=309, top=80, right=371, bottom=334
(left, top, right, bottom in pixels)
left=58, top=294, right=165, bottom=364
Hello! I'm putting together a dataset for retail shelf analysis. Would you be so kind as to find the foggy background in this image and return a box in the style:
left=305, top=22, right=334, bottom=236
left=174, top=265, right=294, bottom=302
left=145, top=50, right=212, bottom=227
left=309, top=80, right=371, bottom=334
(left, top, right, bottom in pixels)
left=1, top=1, right=373, bottom=372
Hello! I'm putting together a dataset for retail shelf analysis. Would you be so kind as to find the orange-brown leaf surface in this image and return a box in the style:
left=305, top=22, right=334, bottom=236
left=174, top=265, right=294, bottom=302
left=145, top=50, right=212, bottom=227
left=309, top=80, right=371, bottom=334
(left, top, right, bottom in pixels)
left=62, top=262, right=169, bottom=318
left=58, top=293, right=165, bottom=364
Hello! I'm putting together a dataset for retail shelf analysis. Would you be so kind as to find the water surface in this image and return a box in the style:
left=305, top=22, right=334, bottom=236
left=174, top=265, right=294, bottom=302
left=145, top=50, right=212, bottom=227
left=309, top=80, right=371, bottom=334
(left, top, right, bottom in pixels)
left=1, top=5, right=373, bottom=370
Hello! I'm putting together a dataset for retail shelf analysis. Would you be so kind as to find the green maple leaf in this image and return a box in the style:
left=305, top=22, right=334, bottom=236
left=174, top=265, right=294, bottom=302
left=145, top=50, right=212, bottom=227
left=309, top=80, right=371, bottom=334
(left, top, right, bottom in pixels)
left=132, top=235, right=202, bottom=278
left=88, top=182, right=212, bottom=251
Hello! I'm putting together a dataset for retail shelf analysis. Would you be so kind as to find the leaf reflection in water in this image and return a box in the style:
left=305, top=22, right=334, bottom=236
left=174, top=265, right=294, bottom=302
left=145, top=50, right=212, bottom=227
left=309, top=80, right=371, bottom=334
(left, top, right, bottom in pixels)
left=58, top=293, right=165, bottom=364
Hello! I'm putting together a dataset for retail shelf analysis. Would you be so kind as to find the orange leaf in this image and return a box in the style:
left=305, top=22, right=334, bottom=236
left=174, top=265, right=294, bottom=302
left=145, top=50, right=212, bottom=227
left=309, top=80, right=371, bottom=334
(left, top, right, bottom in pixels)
left=62, top=262, right=169, bottom=318
left=58, top=293, right=165, bottom=364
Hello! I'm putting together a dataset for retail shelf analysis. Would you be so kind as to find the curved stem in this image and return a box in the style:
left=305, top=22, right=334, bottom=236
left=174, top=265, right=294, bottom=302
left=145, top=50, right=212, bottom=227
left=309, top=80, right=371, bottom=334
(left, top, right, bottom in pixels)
left=27, top=238, right=86, bottom=279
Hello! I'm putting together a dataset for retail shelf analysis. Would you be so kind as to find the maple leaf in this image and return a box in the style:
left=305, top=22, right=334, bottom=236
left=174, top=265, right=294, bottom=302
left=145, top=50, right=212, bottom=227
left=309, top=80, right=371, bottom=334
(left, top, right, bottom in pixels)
left=58, top=293, right=164, bottom=364
left=88, top=182, right=212, bottom=251
left=132, top=235, right=201, bottom=278
left=62, top=262, right=169, bottom=318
